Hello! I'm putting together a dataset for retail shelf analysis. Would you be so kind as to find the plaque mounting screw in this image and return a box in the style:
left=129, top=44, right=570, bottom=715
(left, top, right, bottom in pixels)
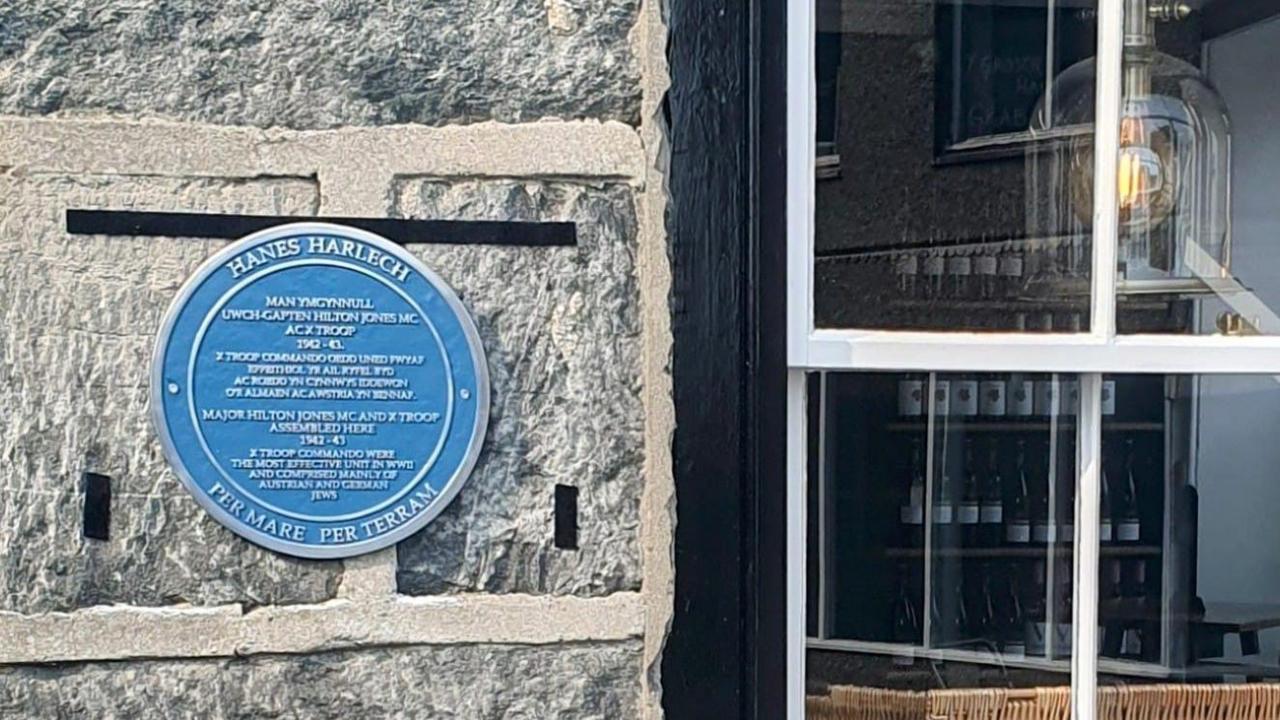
left=460, top=389, right=471, bottom=400
left=167, top=382, right=180, bottom=395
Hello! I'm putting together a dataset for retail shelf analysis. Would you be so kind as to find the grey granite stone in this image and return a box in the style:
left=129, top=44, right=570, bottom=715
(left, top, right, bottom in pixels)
left=393, top=180, right=643, bottom=596
left=0, top=641, right=642, bottom=719
left=0, top=0, right=642, bottom=129
left=0, top=172, right=339, bottom=613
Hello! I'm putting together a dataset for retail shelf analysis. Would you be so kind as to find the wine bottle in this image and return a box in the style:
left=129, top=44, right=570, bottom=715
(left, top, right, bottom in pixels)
left=954, top=373, right=978, bottom=418
left=1104, top=559, right=1123, bottom=607
left=934, top=452, right=955, bottom=527
left=1117, top=439, right=1141, bottom=543
left=1031, top=440, right=1054, bottom=544
left=948, top=253, right=972, bottom=300
left=1026, top=559, right=1048, bottom=657
left=958, top=439, right=981, bottom=541
left=1006, top=440, right=1032, bottom=544
left=900, top=439, right=926, bottom=547
left=1134, top=562, right=1159, bottom=662
left=975, top=250, right=998, bottom=300
left=930, top=586, right=944, bottom=642
left=1054, top=574, right=1074, bottom=659
left=1120, top=561, right=1148, bottom=659
left=999, top=249, right=1024, bottom=298
left=1123, top=559, right=1147, bottom=603
left=924, top=253, right=945, bottom=300
left=891, top=563, right=920, bottom=645
left=1102, top=378, right=1117, bottom=416
left=1060, top=435, right=1076, bottom=545
left=933, top=377, right=951, bottom=418
left=1009, top=375, right=1034, bottom=418
left=897, top=253, right=919, bottom=298
left=949, top=580, right=970, bottom=644
left=1034, top=371, right=1060, bottom=418
left=979, top=439, right=1004, bottom=546
left=1054, top=236, right=1072, bottom=278
left=979, top=373, right=1006, bottom=417
left=1065, top=379, right=1080, bottom=416
left=1121, top=626, right=1144, bottom=659
left=1100, top=558, right=1124, bottom=658
left=1002, top=573, right=1026, bottom=657
left=898, top=373, right=925, bottom=417
left=1099, top=444, right=1114, bottom=543
left=976, top=564, right=998, bottom=643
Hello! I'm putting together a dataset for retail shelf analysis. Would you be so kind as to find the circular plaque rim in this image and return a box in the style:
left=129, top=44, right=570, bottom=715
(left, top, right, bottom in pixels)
left=150, top=221, right=490, bottom=560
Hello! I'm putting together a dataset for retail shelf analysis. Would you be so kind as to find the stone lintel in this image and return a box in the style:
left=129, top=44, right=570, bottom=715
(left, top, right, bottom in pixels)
left=0, top=591, right=644, bottom=665
left=0, top=117, right=645, bottom=184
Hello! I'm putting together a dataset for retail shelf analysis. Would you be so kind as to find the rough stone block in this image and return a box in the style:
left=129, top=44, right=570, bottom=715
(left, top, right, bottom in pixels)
left=0, top=0, right=642, bottom=129
left=0, top=173, right=340, bottom=613
left=394, top=180, right=644, bottom=596
left=0, top=641, right=641, bottom=719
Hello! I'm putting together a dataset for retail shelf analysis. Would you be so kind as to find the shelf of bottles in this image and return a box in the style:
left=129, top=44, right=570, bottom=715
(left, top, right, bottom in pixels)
left=813, top=372, right=1172, bottom=672
left=894, top=237, right=1087, bottom=305
left=814, top=236, right=1190, bottom=332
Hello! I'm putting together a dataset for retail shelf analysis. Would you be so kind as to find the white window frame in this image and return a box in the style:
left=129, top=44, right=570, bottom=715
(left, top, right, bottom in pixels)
left=785, top=1, right=1280, bottom=718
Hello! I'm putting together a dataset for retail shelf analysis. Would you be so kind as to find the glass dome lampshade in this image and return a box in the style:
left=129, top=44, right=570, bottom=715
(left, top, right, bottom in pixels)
left=1026, top=0, right=1231, bottom=294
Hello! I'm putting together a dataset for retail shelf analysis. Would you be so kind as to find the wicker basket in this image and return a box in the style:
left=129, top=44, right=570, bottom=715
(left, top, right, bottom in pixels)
left=1095, top=684, right=1280, bottom=720
left=806, top=686, right=927, bottom=720
left=806, top=683, right=1280, bottom=720
left=928, top=687, right=1069, bottom=720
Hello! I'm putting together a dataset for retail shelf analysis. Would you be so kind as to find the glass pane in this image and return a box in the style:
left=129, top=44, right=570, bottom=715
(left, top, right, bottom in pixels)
left=1109, top=1, right=1280, bottom=335
left=813, top=0, right=1097, bottom=332
left=806, top=371, right=1077, bottom=718
left=1094, top=374, right=1280, bottom=714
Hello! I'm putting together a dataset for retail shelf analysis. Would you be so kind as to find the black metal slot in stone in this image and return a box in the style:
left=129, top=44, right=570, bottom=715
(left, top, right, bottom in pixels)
left=554, top=484, right=579, bottom=550
left=82, top=472, right=112, bottom=541
left=65, top=210, right=577, bottom=247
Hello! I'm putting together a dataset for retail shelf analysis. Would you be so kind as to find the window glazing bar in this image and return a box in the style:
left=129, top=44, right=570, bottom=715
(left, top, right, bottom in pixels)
left=804, top=331, right=1280, bottom=374
left=786, top=0, right=816, bottom=366
left=1072, top=374, right=1104, bottom=720
left=1090, top=0, right=1124, bottom=343
left=787, top=371, right=808, bottom=720
left=817, top=372, right=829, bottom=639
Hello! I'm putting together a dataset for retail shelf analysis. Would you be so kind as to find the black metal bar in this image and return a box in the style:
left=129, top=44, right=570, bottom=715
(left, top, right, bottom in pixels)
left=554, top=484, right=579, bottom=550
left=82, top=472, right=112, bottom=541
left=66, top=210, right=576, bottom=247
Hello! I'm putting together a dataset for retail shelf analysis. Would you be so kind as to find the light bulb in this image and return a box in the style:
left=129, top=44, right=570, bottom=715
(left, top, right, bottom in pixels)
left=1115, top=113, right=1175, bottom=231
left=1117, top=116, right=1149, bottom=208
left=1064, top=111, right=1177, bottom=230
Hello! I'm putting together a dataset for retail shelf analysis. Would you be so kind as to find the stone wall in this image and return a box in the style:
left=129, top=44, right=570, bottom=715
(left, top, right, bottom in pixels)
left=0, top=0, right=641, bottom=128
left=1, top=642, right=643, bottom=719
left=0, top=1, right=673, bottom=718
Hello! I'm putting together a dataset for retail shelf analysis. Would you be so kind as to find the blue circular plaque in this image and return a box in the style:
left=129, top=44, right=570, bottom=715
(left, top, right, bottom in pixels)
left=151, top=223, right=489, bottom=559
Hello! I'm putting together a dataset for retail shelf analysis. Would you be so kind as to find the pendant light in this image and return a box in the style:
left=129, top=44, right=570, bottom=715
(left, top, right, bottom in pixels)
left=1026, top=0, right=1231, bottom=295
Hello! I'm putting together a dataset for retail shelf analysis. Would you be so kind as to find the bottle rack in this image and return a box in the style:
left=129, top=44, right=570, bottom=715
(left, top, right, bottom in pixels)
left=891, top=235, right=1086, bottom=305
left=808, top=371, right=1183, bottom=676
left=816, top=236, right=1199, bottom=333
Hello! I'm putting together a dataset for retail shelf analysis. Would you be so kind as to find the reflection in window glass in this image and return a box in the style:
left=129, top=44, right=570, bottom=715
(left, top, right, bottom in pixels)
left=1094, top=374, right=1280, bottom=714
left=812, top=0, right=1096, bottom=333
left=807, top=371, right=1075, bottom=717
left=1106, top=1, right=1280, bottom=337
